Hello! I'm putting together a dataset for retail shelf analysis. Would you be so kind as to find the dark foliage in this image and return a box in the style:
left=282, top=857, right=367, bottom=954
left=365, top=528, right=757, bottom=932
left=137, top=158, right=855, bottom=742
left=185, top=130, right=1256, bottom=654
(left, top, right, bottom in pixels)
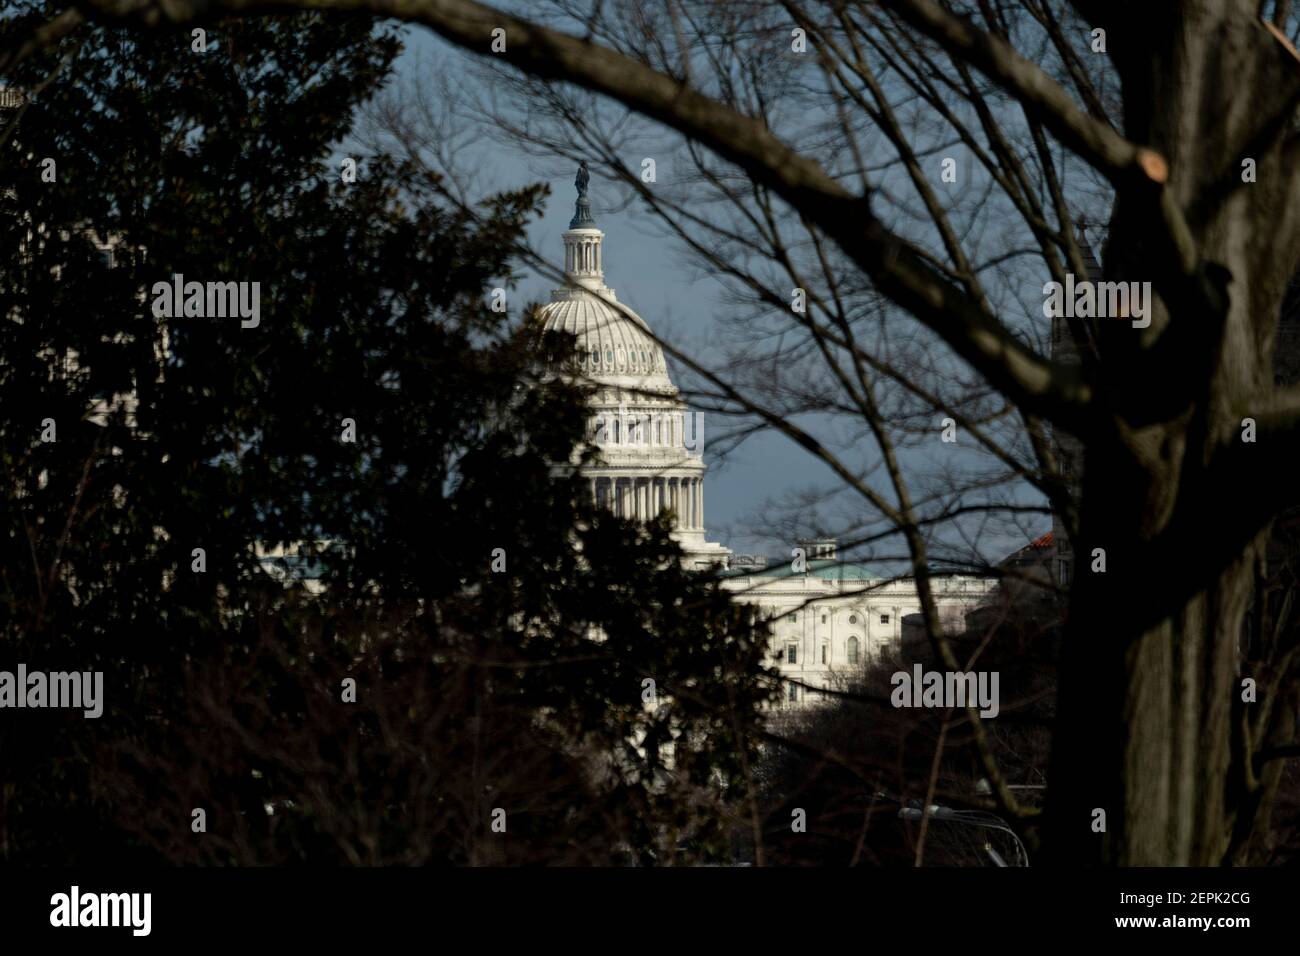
left=0, top=8, right=773, bottom=864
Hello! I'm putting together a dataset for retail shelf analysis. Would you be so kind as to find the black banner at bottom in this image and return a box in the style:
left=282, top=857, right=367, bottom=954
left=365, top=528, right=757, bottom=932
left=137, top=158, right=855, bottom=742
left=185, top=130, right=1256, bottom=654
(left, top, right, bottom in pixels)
left=0, top=866, right=1284, bottom=943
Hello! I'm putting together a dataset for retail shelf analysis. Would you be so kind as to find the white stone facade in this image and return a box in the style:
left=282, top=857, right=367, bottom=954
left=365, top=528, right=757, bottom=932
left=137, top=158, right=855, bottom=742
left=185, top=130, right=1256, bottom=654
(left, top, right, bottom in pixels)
left=720, top=546, right=997, bottom=706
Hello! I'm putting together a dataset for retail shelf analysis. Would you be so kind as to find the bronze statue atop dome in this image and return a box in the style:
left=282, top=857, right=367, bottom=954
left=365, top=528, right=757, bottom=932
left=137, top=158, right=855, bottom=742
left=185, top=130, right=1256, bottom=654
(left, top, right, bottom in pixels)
left=569, top=161, right=596, bottom=229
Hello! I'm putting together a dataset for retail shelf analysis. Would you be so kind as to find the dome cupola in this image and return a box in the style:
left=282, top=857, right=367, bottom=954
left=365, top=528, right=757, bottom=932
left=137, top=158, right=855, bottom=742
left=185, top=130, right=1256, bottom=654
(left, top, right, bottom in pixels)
left=538, top=163, right=674, bottom=393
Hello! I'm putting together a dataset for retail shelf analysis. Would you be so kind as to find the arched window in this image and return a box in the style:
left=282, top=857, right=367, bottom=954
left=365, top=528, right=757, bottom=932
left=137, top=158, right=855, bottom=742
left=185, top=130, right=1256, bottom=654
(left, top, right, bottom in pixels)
left=847, top=636, right=860, bottom=665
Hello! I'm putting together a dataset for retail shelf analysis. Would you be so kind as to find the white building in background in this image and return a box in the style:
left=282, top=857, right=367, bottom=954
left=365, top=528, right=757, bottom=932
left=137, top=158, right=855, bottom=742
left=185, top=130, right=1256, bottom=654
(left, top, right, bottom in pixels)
left=721, top=543, right=996, bottom=706
left=539, top=170, right=997, bottom=705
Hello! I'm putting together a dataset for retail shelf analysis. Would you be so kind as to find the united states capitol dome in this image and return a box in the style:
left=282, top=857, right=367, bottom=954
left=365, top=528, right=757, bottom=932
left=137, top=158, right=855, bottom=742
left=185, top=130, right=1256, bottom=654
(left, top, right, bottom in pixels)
left=534, top=163, right=732, bottom=571
left=536, top=167, right=675, bottom=393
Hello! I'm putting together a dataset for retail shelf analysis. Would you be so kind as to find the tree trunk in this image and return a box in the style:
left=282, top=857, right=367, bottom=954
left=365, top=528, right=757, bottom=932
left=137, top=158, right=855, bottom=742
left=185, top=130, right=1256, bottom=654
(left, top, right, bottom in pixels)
left=1044, top=1, right=1300, bottom=865
left=1048, top=507, right=1263, bottom=865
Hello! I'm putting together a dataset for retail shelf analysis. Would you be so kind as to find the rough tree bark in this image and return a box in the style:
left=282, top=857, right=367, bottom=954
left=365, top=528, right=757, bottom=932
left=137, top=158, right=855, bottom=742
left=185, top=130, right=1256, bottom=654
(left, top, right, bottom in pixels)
left=1048, top=2, right=1300, bottom=864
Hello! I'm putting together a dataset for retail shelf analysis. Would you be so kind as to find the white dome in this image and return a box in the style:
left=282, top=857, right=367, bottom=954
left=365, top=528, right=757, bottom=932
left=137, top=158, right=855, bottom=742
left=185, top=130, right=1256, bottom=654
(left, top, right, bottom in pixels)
left=538, top=286, right=675, bottom=391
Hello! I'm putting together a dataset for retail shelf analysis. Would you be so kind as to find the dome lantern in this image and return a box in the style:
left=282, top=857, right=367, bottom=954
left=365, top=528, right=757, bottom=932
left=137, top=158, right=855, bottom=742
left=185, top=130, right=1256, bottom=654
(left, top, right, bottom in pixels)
left=563, top=161, right=605, bottom=291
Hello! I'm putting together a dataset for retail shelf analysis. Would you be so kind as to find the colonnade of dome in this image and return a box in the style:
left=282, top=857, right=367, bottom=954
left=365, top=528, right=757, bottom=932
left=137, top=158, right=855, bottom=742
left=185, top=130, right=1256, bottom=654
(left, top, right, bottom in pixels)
left=586, top=474, right=704, bottom=529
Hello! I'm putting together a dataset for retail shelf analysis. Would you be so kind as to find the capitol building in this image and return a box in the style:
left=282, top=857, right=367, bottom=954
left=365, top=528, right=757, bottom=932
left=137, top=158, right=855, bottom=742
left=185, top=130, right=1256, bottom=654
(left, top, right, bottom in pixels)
left=539, top=171, right=997, bottom=705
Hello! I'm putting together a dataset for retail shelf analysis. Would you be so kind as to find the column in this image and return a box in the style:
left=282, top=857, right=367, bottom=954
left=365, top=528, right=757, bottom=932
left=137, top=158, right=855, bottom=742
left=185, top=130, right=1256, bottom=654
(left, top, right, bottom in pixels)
left=695, top=479, right=703, bottom=529
left=591, top=477, right=597, bottom=506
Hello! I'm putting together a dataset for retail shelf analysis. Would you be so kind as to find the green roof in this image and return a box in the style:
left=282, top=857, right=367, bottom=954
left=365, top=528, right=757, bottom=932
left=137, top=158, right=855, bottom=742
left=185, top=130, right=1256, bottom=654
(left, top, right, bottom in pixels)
left=721, top=559, right=881, bottom=581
